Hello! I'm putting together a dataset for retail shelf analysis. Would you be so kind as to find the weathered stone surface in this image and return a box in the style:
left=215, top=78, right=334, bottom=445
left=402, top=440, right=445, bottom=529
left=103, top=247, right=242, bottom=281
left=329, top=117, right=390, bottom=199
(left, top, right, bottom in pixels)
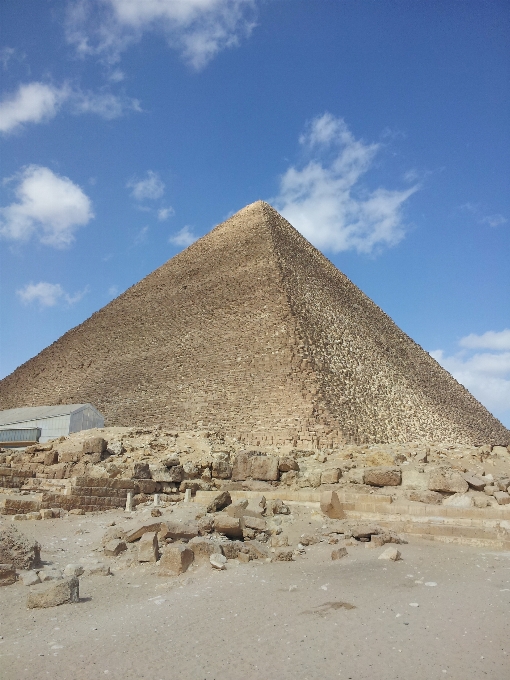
left=299, top=534, right=319, bottom=546
left=210, top=553, right=227, bottom=569
left=39, top=568, right=63, bottom=582
left=250, top=456, right=279, bottom=481
left=40, top=509, right=54, bottom=519
left=497, top=478, right=510, bottom=492
left=364, top=467, right=402, bottom=487
left=231, top=452, right=252, bottom=481
left=138, top=532, right=158, bottom=562
left=82, top=437, right=107, bottom=455
left=150, top=466, right=182, bottom=483
left=401, top=468, right=430, bottom=490
left=220, top=540, right=244, bottom=559
left=132, top=462, right=152, bottom=479
left=125, top=522, right=162, bottom=543
left=63, top=564, right=84, bottom=577
left=278, top=457, right=299, bottom=473
left=244, top=540, right=270, bottom=560
left=83, top=562, right=111, bottom=576
left=0, top=525, right=40, bottom=569
left=494, top=491, right=510, bottom=505
left=274, top=549, right=293, bottom=561
left=20, top=570, right=40, bottom=586
left=270, top=534, right=289, bottom=548
left=188, top=537, right=224, bottom=561
left=102, top=527, right=127, bottom=546
left=266, top=499, right=290, bottom=515
left=351, top=525, right=379, bottom=539
left=43, top=451, right=58, bottom=466
left=159, top=545, right=194, bottom=575
left=0, top=564, right=16, bottom=586
left=243, top=516, right=267, bottom=532
left=370, top=535, right=385, bottom=547
left=321, top=468, right=340, bottom=485
left=213, top=515, right=243, bottom=539
left=320, top=491, right=345, bottom=519
left=474, top=496, right=490, bottom=508
left=407, top=490, right=443, bottom=504
left=378, top=547, right=401, bottom=561
left=27, top=577, right=79, bottom=608
left=211, top=459, right=232, bottom=479
left=463, top=473, right=486, bottom=491
left=160, top=520, right=200, bottom=541
left=493, top=446, right=509, bottom=457
left=56, top=440, right=83, bottom=463
left=331, top=547, right=348, bottom=560
left=69, top=508, right=85, bottom=515
left=298, top=470, right=322, bottom=488
left=238, top=551, right=251, bottom=563
left=206, top=491, right=232, bottom=513
left=104, top=539, right=127, bottom=557
left=442, top=493, right=473, bottom=508
left=428, top=468, right=469, bottom=494
left=484, top=485, right=496, bottom=496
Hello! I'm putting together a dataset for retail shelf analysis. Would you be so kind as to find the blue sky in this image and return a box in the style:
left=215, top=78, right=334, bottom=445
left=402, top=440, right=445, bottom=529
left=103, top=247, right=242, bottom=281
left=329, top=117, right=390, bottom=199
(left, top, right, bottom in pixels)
left=1, top=0, right=509, bottom=427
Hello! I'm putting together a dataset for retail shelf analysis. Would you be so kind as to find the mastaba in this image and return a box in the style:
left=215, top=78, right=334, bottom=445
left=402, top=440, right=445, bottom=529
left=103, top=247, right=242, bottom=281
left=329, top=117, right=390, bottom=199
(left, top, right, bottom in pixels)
left=0, top=201, right=508, bottom=447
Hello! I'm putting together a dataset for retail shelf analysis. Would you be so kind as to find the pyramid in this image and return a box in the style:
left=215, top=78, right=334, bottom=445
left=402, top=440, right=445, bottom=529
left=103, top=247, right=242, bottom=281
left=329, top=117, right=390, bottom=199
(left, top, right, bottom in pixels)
left=0, top=201, right=508, bottom=447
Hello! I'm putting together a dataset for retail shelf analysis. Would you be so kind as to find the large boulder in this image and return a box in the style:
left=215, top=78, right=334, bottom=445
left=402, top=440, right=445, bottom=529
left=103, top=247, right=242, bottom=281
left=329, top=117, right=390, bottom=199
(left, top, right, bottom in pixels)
left=250, top=456, right=279, bottom=481
left=364, top=467, right=402, bottom=487
left=27, top=577, right=80, bottom=608
left=0, top=525, right=40, bottom=569
left=159, top=520, right=200, bottom=541
left=429, top=468, right=469, bottom=494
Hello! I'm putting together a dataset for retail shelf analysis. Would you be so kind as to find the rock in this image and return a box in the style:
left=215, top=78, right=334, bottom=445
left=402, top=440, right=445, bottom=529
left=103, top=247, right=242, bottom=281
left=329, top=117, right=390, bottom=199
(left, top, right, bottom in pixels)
left=39, top=568, right=63, bottom=582
left=474, top=496, right=490, bottom=509
left=463, top=473, right=486, bottom=491
left=102, top=527, right=127, bottom=546
left=26, top=512, right=41, bottom=520
left=151, top=508, right=162, bottom=517
left=44, top=451, right=58, bottom=466
left=244, top=540, right=270, bottom=560
left=69, top=508, right=85, bottom=515
left=274, top=549, right=294, bottom=561
left=213, top=515, right=243, bottom=539
left=107, top=440, right=125, bottom=456
left=494, top=491, right=510, bottom=505
left=125, top=522, right=162, bottom=543
left=442, top=493, right=473, bottom=508
left=364, top=467, right=402, bottom=487
left=231, top=451, right=252, bottom=481
left=0, top=563, right=16, bottom=586
left=243, top=516, right=267, bottom=532
left=270, top=534, right=289, bottom=548
left=378, top=547, right=402, bottom=561
left=197, top=516, right=214, bottom=535
left=0, top=525, right=41, bottom=569
left=320, top=490, right=345, bottom=519
left=351, top=524, right=379, bottom=539
left=401, top=468, right=430, bottom=490
left=206, top=491, right=232, bottom=513
left=321, top=468, right=340, bottom=484
left=484, top=485, right=496, bottom=496
left=250, top=456, right=279, bottom=481
left=345, top=468, right=365, bottom=484
left=56, top=440, right=83, bottom=463
left=298, top=470, right=322, bottom=488
left=220, top=540, right=244, bottom=559
left=82, top=437, right=107, bottom=455
left=238, top=551, right=250, bottom=563
left=160, top=520, right=200, bottom=541
left=210, top=553, right=227, bottom=570
left=159, top=545, right=194, bottom=575
left=63, top=564, right=84, bottom=577
left=211, top=459, right=232, bottom=479
left=150, top=466, right=181, bottom=482
left=299, top=533, right=319, bottom=546
left=497, top=478, right=510, bottom=492
left=188, top=537, right=224, bottom=562
left=407, top=490, right=443, bottom=504
left=104, top=539, right=127, bottom=557
left=278, top=457, right=299, bottom=473
left=83, top=562, right=110, bottom=576
left=132, top=462, right=152, bottom=480
left=40, top=509, right=54, bottom=519
left=370, top=535, right=385, bottom=547
left=27, top=577, right=79, bottom=609
left=163, top=455, right=180, bottom=467
left=266, top=499, right=290, bottom=515
left=12, top=514, right=27, bottom=521
left=331, top=547, right=348, bottom=560
left=492, top=446, right=509, bottom=457
left=20, top=570, right=40, bottom=586
left=428, top=468, right=469, bottom=494
left=138, top=532, right=158, bottom=562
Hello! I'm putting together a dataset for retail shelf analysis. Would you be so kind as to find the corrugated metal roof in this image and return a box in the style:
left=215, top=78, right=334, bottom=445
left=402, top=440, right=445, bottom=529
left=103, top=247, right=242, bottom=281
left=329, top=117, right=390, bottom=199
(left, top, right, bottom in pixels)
left=0, top=404, right=97, bottom=426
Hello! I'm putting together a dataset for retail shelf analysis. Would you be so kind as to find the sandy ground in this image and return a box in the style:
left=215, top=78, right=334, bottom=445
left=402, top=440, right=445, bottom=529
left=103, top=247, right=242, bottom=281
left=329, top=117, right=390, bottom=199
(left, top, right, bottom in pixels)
left=1, top=504, right=509, bottom=680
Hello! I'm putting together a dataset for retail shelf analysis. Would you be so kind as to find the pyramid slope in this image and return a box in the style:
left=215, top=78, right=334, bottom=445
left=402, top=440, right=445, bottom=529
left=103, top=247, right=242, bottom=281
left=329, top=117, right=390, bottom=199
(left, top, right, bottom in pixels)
left=0, top=201, right=508, bottom=446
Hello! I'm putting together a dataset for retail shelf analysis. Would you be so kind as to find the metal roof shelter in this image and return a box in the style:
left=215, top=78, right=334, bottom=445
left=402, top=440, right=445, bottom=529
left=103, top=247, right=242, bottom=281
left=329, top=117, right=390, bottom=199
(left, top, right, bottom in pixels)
left=0, top=404, right=104, bottom=444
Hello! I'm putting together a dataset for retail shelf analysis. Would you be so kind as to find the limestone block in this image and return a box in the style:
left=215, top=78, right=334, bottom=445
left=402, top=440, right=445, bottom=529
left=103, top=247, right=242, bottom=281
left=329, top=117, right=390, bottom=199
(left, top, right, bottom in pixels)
left=407, top=490, right=443, bottom=504
left=206, top=491, right=232, bottom=513
left=0, top=563, right=16, bottom=586
left=150, top=466, right=181, bottom=482
left=82, top=437, right=107, bottom=455
left=463, top=473, right=486, bottom=491
left=20, top=570, right=40, bottom=586
left=83, top=562, right=110, bottom=576
left=188, top=537, right=224, bottom=562
left=63, top=564, right=84, bottom=577
left=56, top=440, right=83, bottom=463
left=102, top=527, right=127, bottom=546
left=278, top=457, right=299, bottom=473
left=428, top=468, right=469, bottom=494
left=494, top=491, right=510, bottom=505
left=0, top=525, right=41, bottom=569
left=243, top=516, right=267, bottom=532
left=43, top=451, right=58, bottom=466
left=364, top=467, right=401, bottom=487
left=401, top=468, right=430, bottom=490
left=104, top=539, right=127, bottom=557
left=331, top=547, right=348, bottom=560
left=39, top=568, right=63, bottom=582
left=250, top=456, right=279, bottom=481
left=220, top=540, right=244, bottom=559
left=273, top=549, right=293, bottom=561
left=210, top=553, right=227, bottom=570
left=378, top=547, right=401, bottom=561
left=321, top=468, right=340, bottom=484
left=125, top=522, right=162, bottom=543
left=138, top=532, right=158, bottom=562
left=442, top=493, right=473, bottom=508
left=27, top=577, right=79, bottom=608
left=159, top=545, right=194, bottom=575
left=213, top=515, right=243, bottom=539
left=40, top=509, right=54, bottom=519
left=132, top=463, right=151, bottom=480
left=320, top=491, right=345, bottom=519
left=243, top=540, right=270, bottom=560
left=159, top=520, right=200, bottom=541
left=211, top=460, right=232, bottom=479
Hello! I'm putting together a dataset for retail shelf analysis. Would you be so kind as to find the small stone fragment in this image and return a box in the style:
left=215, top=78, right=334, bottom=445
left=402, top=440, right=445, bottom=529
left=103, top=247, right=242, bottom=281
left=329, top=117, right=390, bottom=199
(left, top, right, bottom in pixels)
left=274, top=549, right=294, bottom=562
left=378, top=547, right=402, bottom=561
left=494, top=491, right=510, bottom=505
left=20, top=570, right=40, bottom=586
left=63, top=564, right=84, bottom=577
left=69, top=509, right=85, bottom=515
left=138, top=532, right=158, bottom=562
left=104, top=539, right=127, bottom=557
left=210, top=553, right=227, bottom=570
left=206, top=491, right=232, bottom=513
left=331, top=547, right=348, bottom=560
left=0, top=563, right=17, bottom=586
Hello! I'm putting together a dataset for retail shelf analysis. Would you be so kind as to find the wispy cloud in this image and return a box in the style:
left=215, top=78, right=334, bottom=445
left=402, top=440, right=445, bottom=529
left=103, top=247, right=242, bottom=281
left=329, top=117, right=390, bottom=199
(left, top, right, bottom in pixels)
left=481, top=214, right=507, bottom=228
left=0, top=165, right=94, bottom=248
left=0, top=81, right=140, bottom=134
left=273, top=113, right=419, bottom=254
left=430, top=329, right=510, bottom=418
left=134, top=225, right=149, bottom=244
left=17, top=281, right=89, bottom=308
left=158, top=206, right=175, bottom=221
left=127, top=170, right=165, bottom=201
left=169, top=225, right=197, bottom=247
left=460, top=203, right=507, bottom=229
left=66, top=0, right=258, bottom=70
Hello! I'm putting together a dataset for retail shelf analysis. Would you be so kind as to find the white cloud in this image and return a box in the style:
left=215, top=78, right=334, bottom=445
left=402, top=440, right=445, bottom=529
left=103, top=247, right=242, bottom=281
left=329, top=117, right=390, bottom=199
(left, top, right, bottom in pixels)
left=481, top=214, right=507, bottom=228
left=0, top=81, right=140, bottom=134
left=0, top=165, right=94, bottom=248
left=17, top=281, right=89, bottom=308
left=128, top=171, right=165, bottom=200
left=158, top=206, right=175, bottom=221
left=273, top=113, right=419, bottom=254
left=169, top=225, right=197, bottom=247
left=459, top=329, right=510, bottom=351
left=0, top=82, right=68, bottom=134
left=66, top=0, right=257, bottom=69
left=431, top=330, right=510, bottom=417
left=134, top=225, right=149, bottom=244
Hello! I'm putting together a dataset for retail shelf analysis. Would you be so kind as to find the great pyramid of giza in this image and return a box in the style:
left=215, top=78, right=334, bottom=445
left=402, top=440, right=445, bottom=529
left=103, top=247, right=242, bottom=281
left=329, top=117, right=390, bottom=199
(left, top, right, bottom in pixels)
left=1, top=201, right=508, bottom=446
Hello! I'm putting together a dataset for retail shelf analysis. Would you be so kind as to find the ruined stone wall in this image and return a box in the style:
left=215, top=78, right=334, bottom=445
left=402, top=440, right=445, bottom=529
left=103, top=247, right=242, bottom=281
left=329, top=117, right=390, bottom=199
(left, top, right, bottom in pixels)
left=263, top=203, right=509, bottom=445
